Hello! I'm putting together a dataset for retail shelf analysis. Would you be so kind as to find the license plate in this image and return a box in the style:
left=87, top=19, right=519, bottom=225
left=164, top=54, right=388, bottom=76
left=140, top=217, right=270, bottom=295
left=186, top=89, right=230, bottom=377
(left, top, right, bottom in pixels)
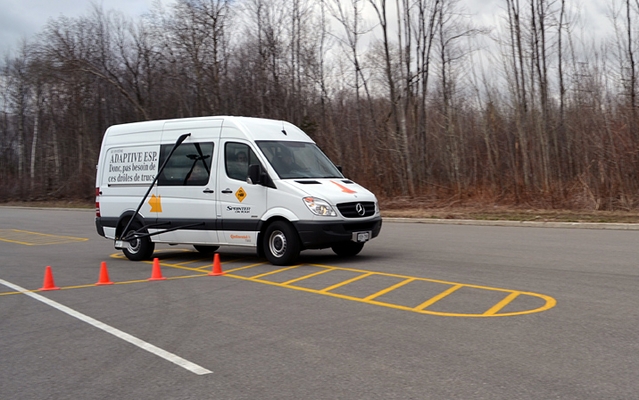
left=352, top=231, right=371, bottom=243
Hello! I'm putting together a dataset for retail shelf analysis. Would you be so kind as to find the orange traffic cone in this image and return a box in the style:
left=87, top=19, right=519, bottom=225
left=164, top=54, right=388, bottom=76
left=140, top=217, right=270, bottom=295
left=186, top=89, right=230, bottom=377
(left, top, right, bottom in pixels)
left=208, top=253, right=225, bottom=276
left=96, top=261, right=114, bottom=285
left=39, top=266, right=60, bottom=291
left=148, top=257, right=167, bottom=281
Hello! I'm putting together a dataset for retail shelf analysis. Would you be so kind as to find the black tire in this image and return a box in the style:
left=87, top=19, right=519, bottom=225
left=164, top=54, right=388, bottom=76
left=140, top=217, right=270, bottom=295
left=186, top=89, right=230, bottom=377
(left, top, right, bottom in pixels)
left=256, top=234, right=265, bottom=258
left=193, top=245, right=220, bottom=254
left=263, top=221, right=300, bottom=265
left=122, top=222, right=155, bottom=261
left=331, top=242, right=365, bottom=257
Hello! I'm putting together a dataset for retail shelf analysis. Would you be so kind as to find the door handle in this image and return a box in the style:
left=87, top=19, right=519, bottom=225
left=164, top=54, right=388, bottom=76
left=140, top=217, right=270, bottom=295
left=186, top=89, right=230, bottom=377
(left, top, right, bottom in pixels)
left=203, top=188, right=214, bottom=193
left=221, top=188, right=233, bottom=194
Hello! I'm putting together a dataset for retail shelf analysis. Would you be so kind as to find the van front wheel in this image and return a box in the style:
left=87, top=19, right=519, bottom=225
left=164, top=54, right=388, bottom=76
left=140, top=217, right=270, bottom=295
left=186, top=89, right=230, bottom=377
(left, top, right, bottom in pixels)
left=122, top=222, right=155, bottom=261
left=263, top=221, right=300, bottom=266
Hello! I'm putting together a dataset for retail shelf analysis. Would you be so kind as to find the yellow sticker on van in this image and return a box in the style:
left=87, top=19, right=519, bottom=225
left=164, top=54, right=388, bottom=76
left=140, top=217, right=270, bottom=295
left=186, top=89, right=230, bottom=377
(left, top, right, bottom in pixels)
left=236, top=187, right=247, bottom=202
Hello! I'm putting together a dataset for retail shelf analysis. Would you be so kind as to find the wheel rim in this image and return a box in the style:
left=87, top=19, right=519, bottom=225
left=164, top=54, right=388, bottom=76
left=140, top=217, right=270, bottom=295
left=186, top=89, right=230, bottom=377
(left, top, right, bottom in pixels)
left=127, top=235, right=141, bottom=254
left=268, top=230, right=287, bottom=258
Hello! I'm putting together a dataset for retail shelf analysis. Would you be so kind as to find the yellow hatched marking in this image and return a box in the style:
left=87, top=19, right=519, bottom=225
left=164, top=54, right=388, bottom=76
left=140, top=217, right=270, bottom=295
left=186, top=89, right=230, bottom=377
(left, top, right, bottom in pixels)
left=483, top=291, right=521, bottom=316
left=250, top=265, right=301, bottom=279
left=163, top=257, right=241, bottom=271
left=363, top=278, right=415, bottom=301
left=102, top=253, right=556, bottom=317
left=223, top=262, right=268, bottom=274
left=281, top=268, right=334, bottom=285
left=0, top=229, right=88, bottom=246
left=225, top=272, right=556, bottom=317
left=319, top=272, right=374, bottom=293
left=414, top=284, right=463, bottom=311
left=112, top=251, right=265, bottom=274
left=192, top=257, right=248, bottom=272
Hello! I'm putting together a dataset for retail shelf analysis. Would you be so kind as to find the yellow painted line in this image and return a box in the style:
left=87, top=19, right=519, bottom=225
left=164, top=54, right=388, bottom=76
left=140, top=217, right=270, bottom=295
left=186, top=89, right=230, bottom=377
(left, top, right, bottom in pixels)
left=148, top=255, right=555, bottom=317
left=172, top=255, right=247, bottom=269
left=281, top=268, right=334, bottom=285
left=142, top=260, right=206, bottom=274
left=227, top=264, right=555, bottom=317
left=103, top=252, right=556, bottom=317
left=0, top=237, right=32, bottom=245
left=223, top=262, right=268, bottom=273
left=111, top=252, right=252, bottom=274
left=483, top=291, right=521, bottom=316
left=319, top=272, right=374, bottom=293
left=363, top=278, right=415, bottom=301
left=0, top=291, right=22, bottom=296
left=191, top=257, right=248, bottom=272
left=414, top=284, right=463, bottom=311
left=0, top=274, right=211, bottom=297
left=0, top=229, right=88, bottom=246
left=249, top=265, right=301, bottom=279
left=226, top=272, right=556, bottom=317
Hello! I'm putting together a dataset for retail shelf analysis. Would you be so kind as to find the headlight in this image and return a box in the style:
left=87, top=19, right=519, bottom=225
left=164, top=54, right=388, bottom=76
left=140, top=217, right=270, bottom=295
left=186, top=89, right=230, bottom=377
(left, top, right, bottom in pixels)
left=303, top=197, right=336, bottom=216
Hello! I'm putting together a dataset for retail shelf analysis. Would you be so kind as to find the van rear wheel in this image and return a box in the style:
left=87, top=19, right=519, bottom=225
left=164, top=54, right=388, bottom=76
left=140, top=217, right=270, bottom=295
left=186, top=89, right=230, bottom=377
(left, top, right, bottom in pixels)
left=331, top=242, right=364, bottom=257
left=122, top=222, right=155, bottom=261
left=263, top=221, right=300, bottom=266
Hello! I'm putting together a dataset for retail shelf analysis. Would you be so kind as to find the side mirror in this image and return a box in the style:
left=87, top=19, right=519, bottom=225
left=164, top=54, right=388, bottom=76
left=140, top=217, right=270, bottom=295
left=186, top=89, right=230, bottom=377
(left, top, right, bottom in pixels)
left=247, top=164, right=262, bottom=185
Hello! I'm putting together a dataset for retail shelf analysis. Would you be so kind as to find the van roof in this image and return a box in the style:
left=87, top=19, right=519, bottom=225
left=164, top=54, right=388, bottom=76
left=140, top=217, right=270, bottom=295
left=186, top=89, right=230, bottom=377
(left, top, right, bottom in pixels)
left=105, top=116, right=313, bottom=143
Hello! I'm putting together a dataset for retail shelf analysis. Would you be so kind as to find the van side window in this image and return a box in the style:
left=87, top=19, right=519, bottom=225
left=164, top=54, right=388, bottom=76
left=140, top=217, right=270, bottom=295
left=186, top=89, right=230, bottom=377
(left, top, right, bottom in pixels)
left=225, top=143, right=260, bottom=181
left=158, top=142, right=214, bottom=186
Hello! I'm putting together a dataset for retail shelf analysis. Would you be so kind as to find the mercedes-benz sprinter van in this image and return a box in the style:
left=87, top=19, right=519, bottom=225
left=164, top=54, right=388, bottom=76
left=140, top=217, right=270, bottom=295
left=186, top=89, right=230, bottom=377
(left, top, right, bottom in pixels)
left=95, top=116, right=382, bottom=265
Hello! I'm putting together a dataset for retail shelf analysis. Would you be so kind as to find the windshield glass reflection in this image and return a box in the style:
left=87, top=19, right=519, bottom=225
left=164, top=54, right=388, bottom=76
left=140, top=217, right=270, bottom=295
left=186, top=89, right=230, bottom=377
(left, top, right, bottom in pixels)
left=256, top=141, right=343, bottom=179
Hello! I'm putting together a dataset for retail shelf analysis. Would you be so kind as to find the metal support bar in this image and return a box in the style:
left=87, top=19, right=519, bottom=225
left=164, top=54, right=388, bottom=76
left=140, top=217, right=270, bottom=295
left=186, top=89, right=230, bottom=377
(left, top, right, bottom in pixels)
left=120, top=133, right=191, bottom=241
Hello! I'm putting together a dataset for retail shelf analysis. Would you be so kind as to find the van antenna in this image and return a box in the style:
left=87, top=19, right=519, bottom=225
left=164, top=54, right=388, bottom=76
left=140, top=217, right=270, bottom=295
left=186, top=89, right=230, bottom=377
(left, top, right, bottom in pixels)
left=281, top=122, right=287, bottom=135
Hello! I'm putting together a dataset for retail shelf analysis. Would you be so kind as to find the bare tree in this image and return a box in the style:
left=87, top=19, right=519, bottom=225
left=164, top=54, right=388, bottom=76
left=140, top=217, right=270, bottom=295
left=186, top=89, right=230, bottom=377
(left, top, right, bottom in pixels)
left=368, top=0, right=414, bottom=196
left=324, top=0, right=377, bottom=172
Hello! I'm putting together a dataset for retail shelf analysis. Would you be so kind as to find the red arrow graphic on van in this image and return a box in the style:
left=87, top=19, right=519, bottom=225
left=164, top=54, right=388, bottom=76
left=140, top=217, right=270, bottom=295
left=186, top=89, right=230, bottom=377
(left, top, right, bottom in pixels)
left=331, top=180, right=357, bottom=194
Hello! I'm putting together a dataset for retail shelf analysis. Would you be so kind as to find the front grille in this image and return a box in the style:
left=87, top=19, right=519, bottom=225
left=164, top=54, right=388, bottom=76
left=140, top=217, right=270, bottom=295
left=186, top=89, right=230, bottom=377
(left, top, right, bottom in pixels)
left=336, top=202, right=375, bottom=218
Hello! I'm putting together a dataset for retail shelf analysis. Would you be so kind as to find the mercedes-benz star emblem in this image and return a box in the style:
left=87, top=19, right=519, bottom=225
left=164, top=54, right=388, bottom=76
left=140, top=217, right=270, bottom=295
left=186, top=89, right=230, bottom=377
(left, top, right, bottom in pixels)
left=355, top=203, right=365, bottom=216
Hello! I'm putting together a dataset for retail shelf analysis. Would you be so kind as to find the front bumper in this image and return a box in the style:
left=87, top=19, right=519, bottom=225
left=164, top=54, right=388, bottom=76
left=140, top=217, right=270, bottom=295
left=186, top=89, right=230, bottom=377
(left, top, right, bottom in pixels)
left=293, top=217, right=382, bottom=249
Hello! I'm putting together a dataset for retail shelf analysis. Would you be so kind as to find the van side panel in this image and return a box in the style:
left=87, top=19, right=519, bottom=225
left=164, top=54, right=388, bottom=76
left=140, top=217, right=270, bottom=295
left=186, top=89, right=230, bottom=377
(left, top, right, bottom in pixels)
left=215, top=124, right=268, bottom=246
left=96, top=125, right=163, bottom=239
left=152, top=120, right=222, bottom=244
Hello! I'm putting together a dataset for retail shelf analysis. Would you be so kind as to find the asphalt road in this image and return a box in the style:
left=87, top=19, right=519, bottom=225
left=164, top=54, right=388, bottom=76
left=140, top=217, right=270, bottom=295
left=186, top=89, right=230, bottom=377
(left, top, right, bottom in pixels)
left=1, top=207, right=638, bottom=399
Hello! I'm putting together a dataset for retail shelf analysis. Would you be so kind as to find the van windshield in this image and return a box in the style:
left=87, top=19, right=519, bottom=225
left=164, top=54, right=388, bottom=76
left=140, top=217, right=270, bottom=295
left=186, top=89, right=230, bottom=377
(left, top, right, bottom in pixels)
left=256, top=141, right=343, bottom=179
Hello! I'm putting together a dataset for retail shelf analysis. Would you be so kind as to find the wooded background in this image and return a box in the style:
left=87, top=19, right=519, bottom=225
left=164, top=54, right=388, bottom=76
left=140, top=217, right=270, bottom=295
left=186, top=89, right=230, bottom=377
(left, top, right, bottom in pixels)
left=2, top=0, right=639, bottom=210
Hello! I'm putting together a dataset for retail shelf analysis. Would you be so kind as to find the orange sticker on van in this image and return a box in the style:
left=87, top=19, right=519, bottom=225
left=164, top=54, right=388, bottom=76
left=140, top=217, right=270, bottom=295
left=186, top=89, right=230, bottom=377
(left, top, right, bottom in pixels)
left=149, top=194, right=162, bottom=212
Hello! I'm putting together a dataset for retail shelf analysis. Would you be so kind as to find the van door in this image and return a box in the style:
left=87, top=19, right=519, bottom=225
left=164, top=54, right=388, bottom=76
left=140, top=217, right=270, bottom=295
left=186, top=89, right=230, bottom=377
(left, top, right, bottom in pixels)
left=155, top=120, right=222, bottom=244
left=217, top=140, right=268, bottom=246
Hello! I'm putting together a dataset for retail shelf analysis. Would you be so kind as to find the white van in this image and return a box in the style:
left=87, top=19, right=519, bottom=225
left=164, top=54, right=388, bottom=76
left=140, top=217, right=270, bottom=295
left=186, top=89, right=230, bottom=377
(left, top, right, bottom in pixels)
left=95, top=116, right=382, bottom=265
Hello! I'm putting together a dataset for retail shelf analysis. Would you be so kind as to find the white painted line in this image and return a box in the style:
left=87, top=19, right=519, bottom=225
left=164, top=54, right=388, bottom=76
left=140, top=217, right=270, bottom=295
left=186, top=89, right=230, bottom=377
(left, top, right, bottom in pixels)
left=0, top=278, right=212, bottom=375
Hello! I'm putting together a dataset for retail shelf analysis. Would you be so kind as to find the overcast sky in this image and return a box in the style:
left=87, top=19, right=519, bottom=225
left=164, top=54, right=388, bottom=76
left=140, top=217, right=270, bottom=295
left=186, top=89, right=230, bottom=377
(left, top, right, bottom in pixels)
left=0, top=0, right=160, bottom=56
left=0, top=0, right=614, bottom=58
